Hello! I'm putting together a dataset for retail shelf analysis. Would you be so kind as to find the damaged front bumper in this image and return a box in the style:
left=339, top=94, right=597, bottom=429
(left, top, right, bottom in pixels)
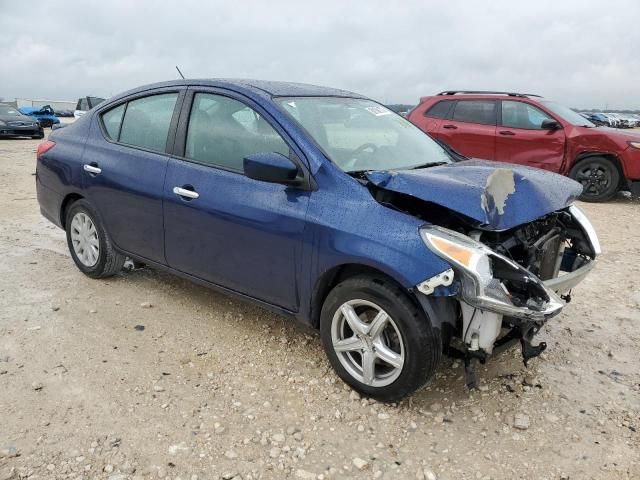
left=419, top=226, right=568, bottom=323
left=416, top=204, right=600, bottom=373
left=544, top=260, right=595, bottom=295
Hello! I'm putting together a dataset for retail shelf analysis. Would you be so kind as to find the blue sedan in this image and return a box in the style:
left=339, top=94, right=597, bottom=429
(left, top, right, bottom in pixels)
left=35, top=80, right=600, bottom=400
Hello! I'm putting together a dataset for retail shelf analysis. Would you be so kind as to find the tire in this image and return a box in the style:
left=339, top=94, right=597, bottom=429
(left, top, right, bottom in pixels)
left=65, top=199, right=125, bottom=278
left=569, top=156, right=620, bottom=202
left=320, top=274, right=442, bottom=402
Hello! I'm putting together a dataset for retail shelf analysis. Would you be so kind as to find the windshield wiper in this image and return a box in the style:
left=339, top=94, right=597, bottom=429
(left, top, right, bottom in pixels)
left=409, top=161, right=449, bottom=170
left=431, top=138, right=468, bottom=162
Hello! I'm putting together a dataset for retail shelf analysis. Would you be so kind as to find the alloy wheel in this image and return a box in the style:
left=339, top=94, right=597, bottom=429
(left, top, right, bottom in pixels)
left=331, top=299, right=405, bottom=387
left=575, top=162, right=612, bottom=197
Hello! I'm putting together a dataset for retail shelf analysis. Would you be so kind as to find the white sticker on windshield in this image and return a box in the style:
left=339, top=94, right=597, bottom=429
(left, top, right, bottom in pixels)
left=365, top=105, right=392, bottom=116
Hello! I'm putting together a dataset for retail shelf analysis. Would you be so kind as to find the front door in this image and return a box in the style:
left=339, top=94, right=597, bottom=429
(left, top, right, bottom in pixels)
left=163, top=90, right=310, bottom=311
left=495, top=100, right=566, bottom=172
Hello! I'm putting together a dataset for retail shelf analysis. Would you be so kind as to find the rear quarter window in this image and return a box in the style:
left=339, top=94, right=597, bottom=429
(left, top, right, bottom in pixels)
left=424, top=100, right=453, bottom=119
left=100, top=104, right=126, bottom=140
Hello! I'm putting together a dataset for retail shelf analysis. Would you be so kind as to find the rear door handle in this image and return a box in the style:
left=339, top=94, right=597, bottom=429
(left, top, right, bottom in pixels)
left=83, top=164, right=102, bottom=174
left=173, top=186, right=199, bottom=200
left=499, top=130, right=515, bottom=136
left=442, top=124, right=458, bottom=130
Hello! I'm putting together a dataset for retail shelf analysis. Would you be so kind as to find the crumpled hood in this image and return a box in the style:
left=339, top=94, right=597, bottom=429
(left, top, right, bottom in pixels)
left=365, top=160, right=582, bottom=231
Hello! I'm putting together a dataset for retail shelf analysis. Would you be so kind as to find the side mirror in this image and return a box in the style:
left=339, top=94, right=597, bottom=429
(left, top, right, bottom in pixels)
left=243, top=152, right=300, bottom=185
left=541, top=119, right=561, bottom=130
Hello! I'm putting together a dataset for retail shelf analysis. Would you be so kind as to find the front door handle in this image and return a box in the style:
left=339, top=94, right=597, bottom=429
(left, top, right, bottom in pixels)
left=499, top=130, right=515, bottom=136
left=442, top=124, right=458, bottom=130
left=173, top=186, right=199, bottom=200
left=83, top=164, right=102, bottom=175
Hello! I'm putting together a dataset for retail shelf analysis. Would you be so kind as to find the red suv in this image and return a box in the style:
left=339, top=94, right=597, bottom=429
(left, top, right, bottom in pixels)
left=408, top=91, right=640, bottom=201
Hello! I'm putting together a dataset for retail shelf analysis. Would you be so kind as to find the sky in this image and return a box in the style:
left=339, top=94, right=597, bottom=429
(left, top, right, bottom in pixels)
left=1, top=0, right=639, bottom=109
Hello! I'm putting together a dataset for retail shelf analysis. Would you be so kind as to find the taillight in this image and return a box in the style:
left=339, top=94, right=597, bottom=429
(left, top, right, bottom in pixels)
left=36, top=140, right=56, bottom=161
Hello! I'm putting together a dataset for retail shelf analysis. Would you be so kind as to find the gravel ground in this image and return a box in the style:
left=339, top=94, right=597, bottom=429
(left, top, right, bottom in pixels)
left=0, top=133, right=639, bottom=480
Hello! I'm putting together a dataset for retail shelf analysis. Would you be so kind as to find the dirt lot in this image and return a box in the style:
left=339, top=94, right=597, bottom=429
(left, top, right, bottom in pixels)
left=0, top=133, right=638, bottom=480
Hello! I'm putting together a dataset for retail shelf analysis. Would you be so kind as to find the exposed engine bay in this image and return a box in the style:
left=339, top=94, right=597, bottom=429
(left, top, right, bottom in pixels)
left=477, top=210, right=596, bottom=282
left=367, top=184, right=597, bottom=285
left=363, top=178, right=600, bottom=387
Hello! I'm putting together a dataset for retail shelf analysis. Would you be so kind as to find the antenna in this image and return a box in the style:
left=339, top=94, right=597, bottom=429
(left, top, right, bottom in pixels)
left=175, top=66, right=185, bottom=79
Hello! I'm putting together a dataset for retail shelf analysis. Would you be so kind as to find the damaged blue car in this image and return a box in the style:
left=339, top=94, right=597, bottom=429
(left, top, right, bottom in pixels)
left=19, top=105, right=60, bottom=128
left=35, top=80, right=600, bottom=401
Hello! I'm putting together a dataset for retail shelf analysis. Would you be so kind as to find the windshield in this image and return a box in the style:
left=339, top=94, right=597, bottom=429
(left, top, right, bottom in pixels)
left=0, top=105, right=21, bottom=116
left=541, top=100, right=595, bottom=127
left=276, top=97, right=452, bottom=172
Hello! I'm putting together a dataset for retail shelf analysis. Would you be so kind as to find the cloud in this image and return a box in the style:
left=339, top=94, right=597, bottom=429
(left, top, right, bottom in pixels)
left=1, top=0, right=639, bottom=109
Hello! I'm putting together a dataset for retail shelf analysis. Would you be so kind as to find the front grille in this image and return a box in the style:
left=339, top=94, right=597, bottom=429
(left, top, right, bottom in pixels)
left=7, top=121, right=36, bottom=127
left=0, top=129, right=39, bottom=136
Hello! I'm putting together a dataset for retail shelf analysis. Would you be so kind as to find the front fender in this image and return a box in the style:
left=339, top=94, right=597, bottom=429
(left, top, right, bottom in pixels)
left=308, top=167, right=454, bottom=291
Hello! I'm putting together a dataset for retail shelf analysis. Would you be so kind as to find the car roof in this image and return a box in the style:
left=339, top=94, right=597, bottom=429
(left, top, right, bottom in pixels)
left=117, top=79, right=365, bottom=100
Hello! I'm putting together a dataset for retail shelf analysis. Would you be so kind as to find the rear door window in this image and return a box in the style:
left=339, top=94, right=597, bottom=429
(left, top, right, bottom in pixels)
left=451, top=100, right=497, bottom=125
left=118, top=93, right=178, bottom=152
left=425, top=100, right=453, bottom=119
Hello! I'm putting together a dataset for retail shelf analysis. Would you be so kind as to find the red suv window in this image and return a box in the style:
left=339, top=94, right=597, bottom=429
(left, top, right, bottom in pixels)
left=451, top=100, right=497, bottom=125
left=501, top=101, right=553, bottom=130
left=424, top=100, right=454, bottom=119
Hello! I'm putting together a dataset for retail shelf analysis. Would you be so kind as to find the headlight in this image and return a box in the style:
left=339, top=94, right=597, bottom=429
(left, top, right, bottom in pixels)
left=420, top=226, right=563, bottom=320
left=628, top=141, right=640, bottom=149
left=568, top=205, right=600, bottom=256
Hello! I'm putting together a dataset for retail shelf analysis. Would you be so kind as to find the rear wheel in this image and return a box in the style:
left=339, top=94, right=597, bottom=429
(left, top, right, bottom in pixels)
left=65, top=200, right=125, bottom=278
left=320, top=274, right=441, bottom=402
left=569, top=156, right=620, bottom=202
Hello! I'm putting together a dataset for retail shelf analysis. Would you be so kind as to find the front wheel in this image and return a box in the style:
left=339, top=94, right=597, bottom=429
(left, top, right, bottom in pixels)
left=320, top=274, right=441, bottom=402
left=65, top=199, right=125, bottom=278
left=569, top=156, right=620, bottom=202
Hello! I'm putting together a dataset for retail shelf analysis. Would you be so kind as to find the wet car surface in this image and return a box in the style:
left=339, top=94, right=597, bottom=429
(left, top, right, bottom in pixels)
left=35, top=80, right=599, bottom=401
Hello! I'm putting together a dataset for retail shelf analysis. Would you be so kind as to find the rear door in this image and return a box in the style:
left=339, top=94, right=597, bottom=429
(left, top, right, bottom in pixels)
left=81, top=89, right=184, bottom=264
left=436, top=100, right=497, bottom=159
left=163, top=89, right=310, bottom=311
left=495, top=100, right=565, bottom=172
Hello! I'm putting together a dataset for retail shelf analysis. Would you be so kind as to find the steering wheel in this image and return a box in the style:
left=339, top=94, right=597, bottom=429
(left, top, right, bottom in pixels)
left=343, top=143, right=379, bottom=171
left=352, top=143, right=378, bottom=157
